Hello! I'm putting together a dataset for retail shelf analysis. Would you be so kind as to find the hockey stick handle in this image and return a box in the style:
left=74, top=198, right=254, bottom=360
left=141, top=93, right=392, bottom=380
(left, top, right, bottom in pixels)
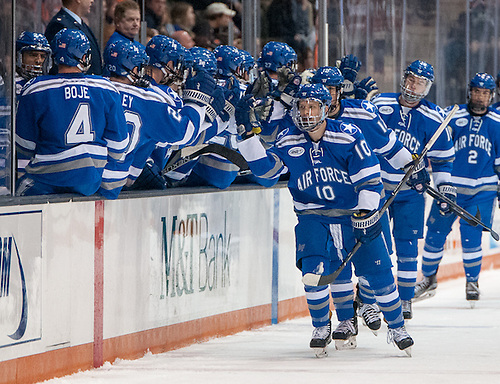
left=426, top=185, right=500, bottom=241
left=301, top=104, right=460, bottom=287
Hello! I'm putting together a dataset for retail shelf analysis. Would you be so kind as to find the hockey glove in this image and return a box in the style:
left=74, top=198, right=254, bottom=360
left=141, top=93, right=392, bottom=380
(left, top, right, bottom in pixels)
left=253, top=97, right=274, bottom=123
left=221, top=76, right=241, bottom=123
left=354, top=76, right=379, bottom=100
left=183, top=70, right=224, bottom=122
left=236, top=95, right=262, bottom=140
left=404, top=155, right=430, bottom=194
left=246, top=70, right=272, bottom=98
left=436, top=183, right=457, bottom=216
left=278, top=71, right=302, bottom=109
left=339, top=54, right=362, bottom=98
left=352, top=209, right=382, bottom=244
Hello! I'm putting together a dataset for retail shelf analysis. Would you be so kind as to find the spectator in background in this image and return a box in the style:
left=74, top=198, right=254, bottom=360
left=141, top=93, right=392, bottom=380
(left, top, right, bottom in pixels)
left=103, top=0, right=119, bottom=47
left=171, top=2, right=196, bottom=36
left=145, top=0, right=175, bottom=36
left=45, top=0, right=102, bottom=75
left=105, top=0, right=142, bottom=51
left=171, top=30, right=195, bottom=49
left=193, top=2, right=240, bottom=48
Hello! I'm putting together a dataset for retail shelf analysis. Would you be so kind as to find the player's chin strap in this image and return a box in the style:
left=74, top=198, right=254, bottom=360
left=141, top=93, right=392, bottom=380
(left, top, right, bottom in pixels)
left=302, top=104, right=460, bottom=287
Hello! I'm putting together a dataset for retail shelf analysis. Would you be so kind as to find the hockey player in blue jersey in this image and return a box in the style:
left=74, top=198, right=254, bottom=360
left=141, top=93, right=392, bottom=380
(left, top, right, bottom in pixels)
left=236, top=83, right=414, bottom=357
left=371, top=60, right=455, bottom=319
left=491, top=70, right=500, bottom=110
left=309, top=65, right=415, bottom=336
left=103, top=39, right=226, bottom=194
left=16, top=28, right=129, bottom=197
left=414, top=73, right=500, bottom=305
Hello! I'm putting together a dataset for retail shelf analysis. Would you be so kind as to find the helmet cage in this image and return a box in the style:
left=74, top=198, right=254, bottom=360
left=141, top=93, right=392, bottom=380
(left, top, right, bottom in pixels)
left=292, top=98, right=328, bottom=132
left=400, top=72, right=432, bottom=104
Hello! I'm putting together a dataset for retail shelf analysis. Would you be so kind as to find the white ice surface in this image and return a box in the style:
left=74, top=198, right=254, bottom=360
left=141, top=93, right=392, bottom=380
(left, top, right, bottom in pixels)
left=40, top=268, right=500, bottom=384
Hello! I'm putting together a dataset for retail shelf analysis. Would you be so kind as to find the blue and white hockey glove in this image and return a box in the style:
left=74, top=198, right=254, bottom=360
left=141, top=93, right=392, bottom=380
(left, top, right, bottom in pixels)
left=221, top=76, right=241, bottom=123
left=339, top=54, right=362, bottom=98
left=183, top=69, right=224, bottom=122
left=437, top=183, right=457, bottom=216
left=404, top=155, right=430, bottom=194
left=236, top=95, right=262, bottom=140
left=354, top=76, right=379, bottom=100
left=352, top=209, right=382, bottom=244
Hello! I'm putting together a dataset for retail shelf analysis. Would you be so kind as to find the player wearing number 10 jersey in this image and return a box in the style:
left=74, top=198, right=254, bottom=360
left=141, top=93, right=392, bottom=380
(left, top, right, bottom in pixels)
left=16, top=29, right=129, bottom=197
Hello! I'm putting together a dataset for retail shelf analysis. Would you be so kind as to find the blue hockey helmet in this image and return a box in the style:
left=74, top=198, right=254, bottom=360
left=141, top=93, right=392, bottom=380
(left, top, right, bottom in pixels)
left=51, top=28, right=91, bottom=72
left=189, top=47, right=217, bottom=75
left=401, top=60, right=434, bottom=103
left=468, top=73, right=495, bottom=107
left=146, top=35, right=186, bottom=84
left=16, top=31, right=52, bottom=79
left=258, top=41, right=297, bottom=73
left=311, top=66, right=344, bottom=87
left=292, top=83, right=332, bottom=132
left=104, top=40, right=150, bottom=87
left=238, top=49, right=257, bottom=84
left=214, top=45, right=244, bottom=78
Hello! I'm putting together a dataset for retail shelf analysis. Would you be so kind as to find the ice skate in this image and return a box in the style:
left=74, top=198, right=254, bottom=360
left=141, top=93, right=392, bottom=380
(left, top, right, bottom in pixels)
left=466, top=281, right=480, bottom=308
left=332, top=316, right=358, bottom=350
left=357, top=301, right=381, bottom=335
left=310, top=321, right=331, bottom=358
left=387, top=325, right=414, bottom=357
left=413, top=273, right=438, bottom=302
left=401, top=300, right=412, bottom=320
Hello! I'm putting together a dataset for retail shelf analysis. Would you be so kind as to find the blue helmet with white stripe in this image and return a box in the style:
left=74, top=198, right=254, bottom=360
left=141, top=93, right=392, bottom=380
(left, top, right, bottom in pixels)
left=52, top=28, right=91, bottom=72
left=400, top=60, right=434, bottom=103
left=292, top=83, right=332, bottom=132
left=104, top=40, right=150, bottom=87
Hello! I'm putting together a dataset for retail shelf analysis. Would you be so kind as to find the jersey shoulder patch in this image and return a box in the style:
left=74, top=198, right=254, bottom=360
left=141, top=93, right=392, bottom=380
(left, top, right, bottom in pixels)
left=340, top=122, right=359, bottom=135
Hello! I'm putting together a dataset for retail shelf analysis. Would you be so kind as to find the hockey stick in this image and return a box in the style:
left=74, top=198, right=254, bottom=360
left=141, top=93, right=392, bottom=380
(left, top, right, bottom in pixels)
left=425, top=185, right=500, bottom=241
left=302, top=104, right=460, bottom=286
left=162, top=143, right=249, bottom=174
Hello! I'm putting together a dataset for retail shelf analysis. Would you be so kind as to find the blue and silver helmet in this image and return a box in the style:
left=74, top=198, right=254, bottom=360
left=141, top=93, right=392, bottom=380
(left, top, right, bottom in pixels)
left=189, top=47, right=217, bottom=75
left=146, top=35, right=186, bottom=84
left=104, top=40, right=150, bottom=87
left=310, top=66, right=344, bottom=87
left=214, top=45, right=244, bottom=78
left=51, top=28, right=91, bottom=72
left=258, top=41, right=297, bottom=73
left=401, top=60, right=434, bottom=103
left=292, top=83, right=332, bottom=132
left=468, top=72, right=495, bottom=107
left=16, top=31, right=52, bottom=79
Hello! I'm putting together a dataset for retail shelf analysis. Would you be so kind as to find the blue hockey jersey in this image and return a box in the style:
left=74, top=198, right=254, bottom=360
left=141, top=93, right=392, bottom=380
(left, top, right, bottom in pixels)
left=446, top=104, right=500, bottom=204
left=372, top=93, right=454, bottom=199
left=238, top=118, right=383, bottom=223
left=16, top=73, right=129, bottom=196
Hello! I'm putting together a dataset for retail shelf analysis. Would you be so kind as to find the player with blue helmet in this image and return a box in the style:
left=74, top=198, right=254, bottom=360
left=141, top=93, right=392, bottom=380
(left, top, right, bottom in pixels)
left=310, top=65, right=415, bottom=334
left=189, top=47, right=217, bottom=75
left=371, top=60, right=454, bottom=320
left=415, top=72, right=500, bottom=305
left=235, top=83, right=414, bottom=356
left=16, top=28, right=130, bottom=198
left=15, top=31, right=52, bottom=86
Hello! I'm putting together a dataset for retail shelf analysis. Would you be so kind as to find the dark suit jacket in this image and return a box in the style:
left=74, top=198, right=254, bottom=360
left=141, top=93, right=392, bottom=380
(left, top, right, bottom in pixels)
left=45, top=8, right=102, bottom=75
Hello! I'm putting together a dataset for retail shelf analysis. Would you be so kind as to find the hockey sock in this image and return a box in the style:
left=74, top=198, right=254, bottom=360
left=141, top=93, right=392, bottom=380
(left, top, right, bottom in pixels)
left=422, top=229, right=447, bottom=277
left=329, top=276, right=355, bottom=322
left=394, top=238, right=418, bottom=301
left=356, top=276, right=377, bottom=305
left=462, top=246, right=482, bottom=282
left=363, top=269, right=404, bottom=329
left=304, top=285, right=331, bottom=327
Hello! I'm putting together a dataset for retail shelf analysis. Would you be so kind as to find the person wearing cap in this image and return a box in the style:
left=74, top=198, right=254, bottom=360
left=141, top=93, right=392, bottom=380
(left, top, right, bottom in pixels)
left=193, top=2, right=240, bottom=48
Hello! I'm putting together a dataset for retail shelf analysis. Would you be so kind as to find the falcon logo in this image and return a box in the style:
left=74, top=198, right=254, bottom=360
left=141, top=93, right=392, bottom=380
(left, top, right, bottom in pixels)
left=341, top=123, right=358, bottom=135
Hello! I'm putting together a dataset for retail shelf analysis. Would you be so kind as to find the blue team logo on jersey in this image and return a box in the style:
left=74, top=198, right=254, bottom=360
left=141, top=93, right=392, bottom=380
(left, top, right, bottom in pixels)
left=310, top=147, right=323, bottom=165
left=361, top=100, right=376, bottom=114
left=341, top=123, right=359, bottom=135
left=276, top=127, right=289, bottom=142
